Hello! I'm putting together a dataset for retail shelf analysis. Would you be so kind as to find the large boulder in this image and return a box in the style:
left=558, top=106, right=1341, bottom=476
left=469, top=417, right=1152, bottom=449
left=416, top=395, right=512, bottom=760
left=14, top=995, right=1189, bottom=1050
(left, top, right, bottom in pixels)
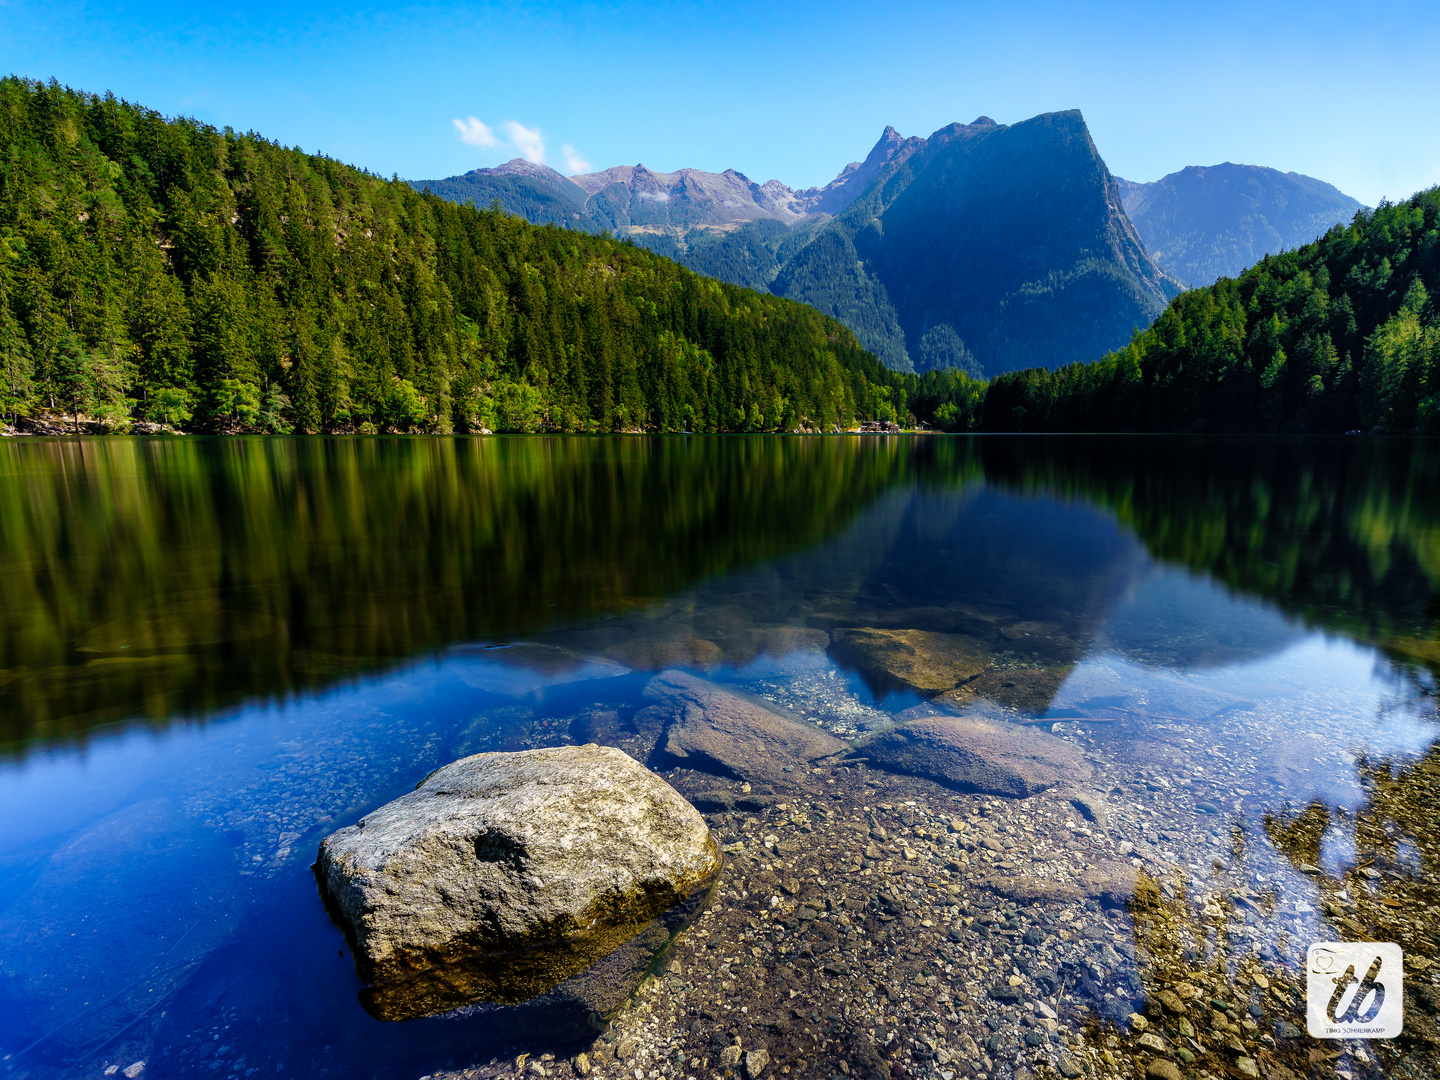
left=315, top=744, right=720, bottom=1020
left=855, top=713, right=1091, bottom=796
left=640, top=670, right=847, bottom=786
left=829, top=627, right=990, bottom=695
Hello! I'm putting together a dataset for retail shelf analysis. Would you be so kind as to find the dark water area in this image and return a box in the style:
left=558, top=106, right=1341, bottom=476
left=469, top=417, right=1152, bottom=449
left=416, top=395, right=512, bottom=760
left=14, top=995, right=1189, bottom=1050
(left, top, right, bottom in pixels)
left=0, top=435, right=1437, bottom=1080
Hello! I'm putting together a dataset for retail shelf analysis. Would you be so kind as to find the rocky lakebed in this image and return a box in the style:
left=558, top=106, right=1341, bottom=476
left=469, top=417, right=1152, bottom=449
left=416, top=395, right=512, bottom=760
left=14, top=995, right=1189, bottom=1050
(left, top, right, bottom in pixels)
left=299, top=609, right=1439, bottom=1080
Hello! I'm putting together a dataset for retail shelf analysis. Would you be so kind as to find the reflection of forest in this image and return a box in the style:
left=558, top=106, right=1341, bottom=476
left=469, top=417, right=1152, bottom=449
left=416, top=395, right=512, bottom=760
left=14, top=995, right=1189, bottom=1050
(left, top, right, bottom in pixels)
left=0, top=437, right=943, bottom=745
left=1, top=435, right=1435, bottom=749
left=978, top=436, right=1440, bottom=676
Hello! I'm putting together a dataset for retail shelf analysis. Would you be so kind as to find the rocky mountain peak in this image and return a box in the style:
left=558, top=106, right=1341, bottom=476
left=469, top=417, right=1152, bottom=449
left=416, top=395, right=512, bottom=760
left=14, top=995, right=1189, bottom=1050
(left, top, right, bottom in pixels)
left=774, top=109, right=1178, bottom=375
left=464, top=158, right=574, bottom=189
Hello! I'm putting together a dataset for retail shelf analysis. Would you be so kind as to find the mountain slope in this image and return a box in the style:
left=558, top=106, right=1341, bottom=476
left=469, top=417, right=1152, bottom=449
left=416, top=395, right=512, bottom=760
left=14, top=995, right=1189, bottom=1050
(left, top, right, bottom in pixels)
left=415, top=130, right=920, bottom=235
left=977, top=186, right=1440, bottom=434
left=412, top=159, right=593, bottom=229
left=1116, top=163, right=1363, bottom=286
left=0, top=77, right=903, bottom=434
left=774, top=112, right=1180, bottom=376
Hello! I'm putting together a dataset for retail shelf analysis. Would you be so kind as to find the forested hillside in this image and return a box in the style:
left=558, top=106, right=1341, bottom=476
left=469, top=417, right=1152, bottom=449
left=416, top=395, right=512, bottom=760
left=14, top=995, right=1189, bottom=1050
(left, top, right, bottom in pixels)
left=968, top=188, right=1440, bottom=434
left=0, top=77, right=905, bottom=434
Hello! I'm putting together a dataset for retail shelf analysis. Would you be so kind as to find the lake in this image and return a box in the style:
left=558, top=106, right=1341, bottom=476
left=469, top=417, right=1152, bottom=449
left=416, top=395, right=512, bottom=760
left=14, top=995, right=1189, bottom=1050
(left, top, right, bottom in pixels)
left=0, top=435, right=1435, bottom=1080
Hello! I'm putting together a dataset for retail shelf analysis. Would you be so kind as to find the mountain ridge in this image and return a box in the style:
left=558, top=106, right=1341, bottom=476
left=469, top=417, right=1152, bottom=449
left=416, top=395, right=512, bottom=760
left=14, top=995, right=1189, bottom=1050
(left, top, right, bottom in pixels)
left=422, top=123, right=924, bottom=234
left=1114, top=162, right=1363, bottom=286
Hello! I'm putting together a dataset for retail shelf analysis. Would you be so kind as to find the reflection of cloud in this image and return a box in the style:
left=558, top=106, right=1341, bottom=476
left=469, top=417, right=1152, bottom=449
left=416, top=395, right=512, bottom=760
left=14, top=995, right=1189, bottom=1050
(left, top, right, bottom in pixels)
left=503, top=121, right=545, bottom=164
left=637, top=191, right=671, bottom=203
left=452, top=117, right=497, bottom=147
left=561, top=144, right=591, bottom=174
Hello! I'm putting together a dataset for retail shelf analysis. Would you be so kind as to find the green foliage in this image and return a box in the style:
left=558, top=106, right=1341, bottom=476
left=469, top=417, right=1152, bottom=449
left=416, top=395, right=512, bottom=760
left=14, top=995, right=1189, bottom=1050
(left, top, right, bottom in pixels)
left=905, top=367, right=987, bottom=431
left=385, top=378, right=427, bottom=432
left=256, top=385, right=292, bottom=434
left=968, top=188, right=1440, bottom=434
left=0, top=316, right=33, bottom=421
left=492, top=378, right=543, bottom=433
left=144, top=385, right=193, bottom=426
left=0, top=77, right=898, bottom=434
left=214, top=379, right=261, bottom=429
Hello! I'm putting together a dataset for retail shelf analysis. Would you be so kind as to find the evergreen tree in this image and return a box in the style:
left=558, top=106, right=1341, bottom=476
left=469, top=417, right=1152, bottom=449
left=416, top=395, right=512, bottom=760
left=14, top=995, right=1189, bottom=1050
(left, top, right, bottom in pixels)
left=0, top=77, right=894, bottom=435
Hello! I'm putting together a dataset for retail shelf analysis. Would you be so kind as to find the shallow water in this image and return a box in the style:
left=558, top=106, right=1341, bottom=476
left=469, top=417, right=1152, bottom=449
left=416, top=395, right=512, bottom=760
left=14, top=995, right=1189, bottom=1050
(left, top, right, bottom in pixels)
left=0, top=435, right=1436, bottom=1080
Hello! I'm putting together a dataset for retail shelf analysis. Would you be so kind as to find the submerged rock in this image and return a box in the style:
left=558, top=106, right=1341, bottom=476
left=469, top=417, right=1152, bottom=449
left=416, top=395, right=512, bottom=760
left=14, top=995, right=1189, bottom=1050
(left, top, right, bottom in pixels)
left=640, top=670, right=847, bottom=786
left=603, top=622, right=724, bottom=670
left=829, top=627, right=990, bottom=695
left=939, top=665, right=1073, bottom=714
left=855, top=713, right=1090, bottom=796
left=315, top=744, right=720, bottom=1020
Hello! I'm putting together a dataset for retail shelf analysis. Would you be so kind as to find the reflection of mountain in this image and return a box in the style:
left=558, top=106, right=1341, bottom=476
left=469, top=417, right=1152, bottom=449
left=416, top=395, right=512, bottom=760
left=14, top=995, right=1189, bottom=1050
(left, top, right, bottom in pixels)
left=1096, top=568, right=1305, bottom=671
left=540, top=487, right=1148, bottom=717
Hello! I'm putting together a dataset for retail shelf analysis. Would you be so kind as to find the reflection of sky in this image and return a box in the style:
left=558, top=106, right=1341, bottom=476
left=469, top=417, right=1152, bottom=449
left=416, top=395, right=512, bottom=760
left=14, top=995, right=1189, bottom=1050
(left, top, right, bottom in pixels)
left=1048, top=568, right=1437, bottom=925
left=1082, top=571, right=1439, bottom=789
left=0, top=655, right=645, bottom=1077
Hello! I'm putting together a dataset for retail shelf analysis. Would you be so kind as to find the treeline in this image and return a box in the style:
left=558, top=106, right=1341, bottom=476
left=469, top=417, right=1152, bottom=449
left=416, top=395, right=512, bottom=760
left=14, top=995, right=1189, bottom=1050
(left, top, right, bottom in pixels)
left=0, top=77, right=907, bottom=434
left=963, top=188, right=1440, bottom=434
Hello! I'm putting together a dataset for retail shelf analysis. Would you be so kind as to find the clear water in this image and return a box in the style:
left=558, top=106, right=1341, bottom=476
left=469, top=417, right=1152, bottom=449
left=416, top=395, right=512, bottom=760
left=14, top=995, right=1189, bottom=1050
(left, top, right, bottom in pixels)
left=0, top=436, right=1435, bottom=1079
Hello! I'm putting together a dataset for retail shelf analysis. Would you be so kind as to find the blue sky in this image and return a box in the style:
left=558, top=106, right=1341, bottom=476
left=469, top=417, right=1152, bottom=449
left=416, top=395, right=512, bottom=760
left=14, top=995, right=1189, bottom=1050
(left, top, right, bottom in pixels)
left=4, top=0, right=1438, bottom=205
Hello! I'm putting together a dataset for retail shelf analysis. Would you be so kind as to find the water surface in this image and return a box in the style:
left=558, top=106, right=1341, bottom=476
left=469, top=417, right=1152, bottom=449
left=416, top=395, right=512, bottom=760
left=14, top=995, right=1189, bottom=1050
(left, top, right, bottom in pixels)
left=0, top=435, right=1435, bottom=1080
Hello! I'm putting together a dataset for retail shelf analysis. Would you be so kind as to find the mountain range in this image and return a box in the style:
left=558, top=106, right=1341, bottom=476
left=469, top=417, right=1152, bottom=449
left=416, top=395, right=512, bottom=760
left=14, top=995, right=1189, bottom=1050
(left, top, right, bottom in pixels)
left=1115, top=164, right=1363, bottom=286
left=415, top=117, right=1362, bottom=376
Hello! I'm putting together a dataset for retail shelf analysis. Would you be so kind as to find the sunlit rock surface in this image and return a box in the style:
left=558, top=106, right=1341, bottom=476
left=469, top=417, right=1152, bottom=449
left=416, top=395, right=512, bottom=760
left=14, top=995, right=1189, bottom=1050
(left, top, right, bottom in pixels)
left=315, top=744, right=720, bottom=1020
left=855, top=712, right=1091, bottom=796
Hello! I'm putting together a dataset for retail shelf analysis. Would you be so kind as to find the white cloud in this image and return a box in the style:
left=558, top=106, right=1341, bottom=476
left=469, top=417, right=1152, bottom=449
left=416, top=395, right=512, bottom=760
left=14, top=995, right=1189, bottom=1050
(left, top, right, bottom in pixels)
left=561, top=144, right=592, bottom=174
left=452, top=116, right=497, bottom=148
left=503, top=121, right=546, bottom=164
